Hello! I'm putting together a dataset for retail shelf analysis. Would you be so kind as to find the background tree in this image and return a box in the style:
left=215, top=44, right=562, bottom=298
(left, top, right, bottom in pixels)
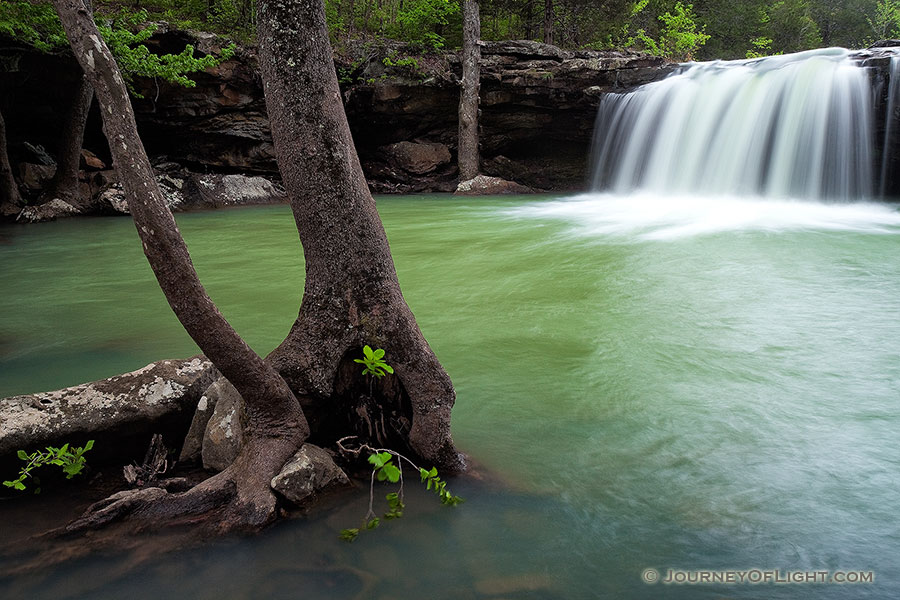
left=458, top=0, right=480, bottom=182
left=0, top=111, right=21, bottom=210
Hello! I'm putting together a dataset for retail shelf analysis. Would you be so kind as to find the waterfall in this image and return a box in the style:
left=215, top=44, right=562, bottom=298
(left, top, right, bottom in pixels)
left=590, top=48, right=876, bottom=201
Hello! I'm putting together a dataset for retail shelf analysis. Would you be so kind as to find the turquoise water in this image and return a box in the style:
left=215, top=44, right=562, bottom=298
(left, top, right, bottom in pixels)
left=2, top=195, right=900, bottom=598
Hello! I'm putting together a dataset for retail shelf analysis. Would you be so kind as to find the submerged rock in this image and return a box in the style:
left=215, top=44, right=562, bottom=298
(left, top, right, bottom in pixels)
left=270, top=444, right=350, bottom=506
left=0, top=357, right=217, bottom=462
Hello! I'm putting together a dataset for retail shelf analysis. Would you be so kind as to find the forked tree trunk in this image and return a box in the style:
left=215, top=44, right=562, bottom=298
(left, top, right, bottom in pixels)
left=40, top=74, right=94, bottom=205
left=52, top=0, right=309, bottom=530
left=0, top=109, right=22, bottom=208
left=458, top=0, right=481, bottom=182
left=543, top=0, right=554, bottom=46
left=258, top=0, right=464, bottom=473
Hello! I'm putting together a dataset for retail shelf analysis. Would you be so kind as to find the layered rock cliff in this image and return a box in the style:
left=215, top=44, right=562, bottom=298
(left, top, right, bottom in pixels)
left=0, top=31, right=675, bottom=213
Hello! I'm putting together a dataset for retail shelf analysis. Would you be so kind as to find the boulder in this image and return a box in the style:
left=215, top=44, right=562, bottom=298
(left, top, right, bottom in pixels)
left=0, top=201, right=21, bottom=219
left=270, top=444, right=350, bottom=506
left=178, top=376, right=224, bottom=463
left=16, top=198, right=80, bottom=223
left=454, top=174, right=533, bottom=195
left=201, top=377, right=244, bottom=472
left=100, top=175, right=185, bottom=214
left=0, top=357, right=217, bottom=463
left=188, top=173, right=286, bottom=208
left=380, top=141, right=451, bottom=174
left=80, top=149, right=106, bottom=170
left=18, top=163, right=56, bottom=192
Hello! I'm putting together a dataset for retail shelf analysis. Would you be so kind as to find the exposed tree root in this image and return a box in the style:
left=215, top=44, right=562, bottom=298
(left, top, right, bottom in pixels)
left=64, top=426, right=304, bottom=535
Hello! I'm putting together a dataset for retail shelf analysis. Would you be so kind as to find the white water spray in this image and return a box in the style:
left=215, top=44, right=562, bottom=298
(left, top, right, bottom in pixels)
left=590, top=48, right=875, bottom=201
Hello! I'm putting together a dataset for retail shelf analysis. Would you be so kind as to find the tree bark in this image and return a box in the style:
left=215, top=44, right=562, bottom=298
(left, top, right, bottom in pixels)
left=543, top=0, right=554, bottom=46
left=257, top=0, right=464, bottom=473
left=0, top=108, right=22, bottom=209
left=458, top=0, right=481, bottom=183
left=40, top=74, right=94, bottom=205
left=52, top=0, right=309, bottom=529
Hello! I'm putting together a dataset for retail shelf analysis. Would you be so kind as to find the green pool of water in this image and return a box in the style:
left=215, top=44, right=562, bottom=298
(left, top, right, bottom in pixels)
left=1, top=195, right=899, bottom=598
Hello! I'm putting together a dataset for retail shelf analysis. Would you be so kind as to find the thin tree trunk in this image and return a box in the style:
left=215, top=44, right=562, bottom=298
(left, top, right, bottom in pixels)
left=0, top=108, right=22, bottom=209
left=543, top=0, right=553, bottom=45
left=40, top=74, right=93, bottom=205
left=257, top=0, right=464, bottom=472
left=52, top=0, right=308, bottom=529
left=458, top=0, right=481, bottom=182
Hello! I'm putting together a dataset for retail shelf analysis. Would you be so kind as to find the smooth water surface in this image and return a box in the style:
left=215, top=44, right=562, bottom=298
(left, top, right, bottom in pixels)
left=2, top=196, right=900, bottom=599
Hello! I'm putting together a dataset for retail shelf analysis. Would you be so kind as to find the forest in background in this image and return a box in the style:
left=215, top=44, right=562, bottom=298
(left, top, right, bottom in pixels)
left=22, top=0, right=899, bottom=61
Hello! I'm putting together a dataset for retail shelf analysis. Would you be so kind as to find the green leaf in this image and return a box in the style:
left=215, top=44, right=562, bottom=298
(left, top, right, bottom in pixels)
left=339, top=528, right=360, bottom=542
left=383, top=364, right=394, bottom=374
left=353, top=358, right=366, bottom=364
left=363, top=345, right=375, bottom=359
left=366, top=517, right=380, bottom=529
left=84, top=440, right=95, bottom=451
left=373, top=348, right=385, bottom=360
left=14, top=481, right=26, bottom=491
left=16, top=450, right=27, bottom=461
left=368, top=452, right=392, bottom=468
left=382, top=464, right=401, bottom=483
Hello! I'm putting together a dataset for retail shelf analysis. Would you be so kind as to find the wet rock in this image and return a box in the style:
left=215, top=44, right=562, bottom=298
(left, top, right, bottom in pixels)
left=455, top=174, right=533, bottom=195
left=17, top=198, right=80, bottom=223
left=0, top=357, right=216, bottom=462
left=201, top=377, right=244, bottom=472
left=270, top=444, right=350, bottom=506
left=380, top=141, right=451, bottom=174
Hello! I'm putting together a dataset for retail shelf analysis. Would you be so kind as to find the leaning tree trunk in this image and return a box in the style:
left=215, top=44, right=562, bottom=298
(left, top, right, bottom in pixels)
left=458, top=0, right=481, bottom=183
left=258, top=0, right=464, bottom=473
left=0, top=109, right=22, bottom=209
left=52, top=0, right=309, bottom=531
left=543, top=0, right=554, bottom=46
left=40, top=74, right=94, bottom=205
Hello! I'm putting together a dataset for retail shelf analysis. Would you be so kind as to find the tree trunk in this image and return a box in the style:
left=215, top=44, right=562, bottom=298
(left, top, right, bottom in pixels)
left=0, top=108, right=22, bottom=209
left=543, top=0, right=554, bottom=46
left=40, top=74, right=93, bottom=205
left=52, top=0, right=309, bottom=530
left=257, top=0, right=464, bottom=473
left=458, top=0, right=481, bottom=183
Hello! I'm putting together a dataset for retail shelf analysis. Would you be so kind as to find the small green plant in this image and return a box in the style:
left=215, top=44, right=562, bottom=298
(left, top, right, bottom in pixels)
left=337, top=440, right=463, bottom=542
left=3, top=440, right=94, bottom=493
left=354, top=345, right=394, bottom=378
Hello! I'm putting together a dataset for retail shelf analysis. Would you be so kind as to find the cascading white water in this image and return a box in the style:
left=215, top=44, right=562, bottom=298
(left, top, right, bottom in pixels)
left=590, top=48, right=875, bottom=201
